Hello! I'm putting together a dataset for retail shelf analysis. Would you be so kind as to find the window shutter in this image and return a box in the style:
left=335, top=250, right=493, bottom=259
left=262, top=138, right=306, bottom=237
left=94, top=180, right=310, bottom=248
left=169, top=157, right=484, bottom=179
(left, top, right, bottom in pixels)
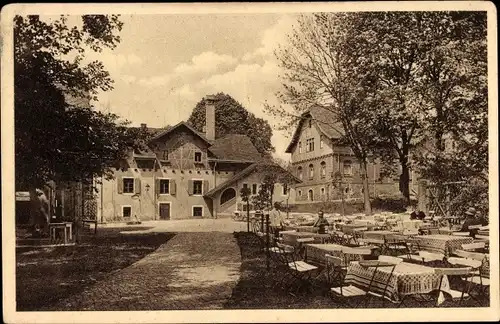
left=135, top=178, right=141, bottom=194
left=170, top=180, right=176, bottom=195
left=155, top=179, right=160, bottom=195
left=188, top=180, right=193, bottom=195
left=117, top=177, right=123, bottom=194
left=203, top=180, right=209, bottom=194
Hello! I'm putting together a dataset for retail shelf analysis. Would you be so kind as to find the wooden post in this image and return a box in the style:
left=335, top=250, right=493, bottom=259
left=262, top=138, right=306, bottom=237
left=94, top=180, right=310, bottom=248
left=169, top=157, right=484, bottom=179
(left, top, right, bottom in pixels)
left=260, top=213, right=264, bottom=233
left=246, top=201, right=250, bottom=232
left=265, top=214, right=270, bottom=271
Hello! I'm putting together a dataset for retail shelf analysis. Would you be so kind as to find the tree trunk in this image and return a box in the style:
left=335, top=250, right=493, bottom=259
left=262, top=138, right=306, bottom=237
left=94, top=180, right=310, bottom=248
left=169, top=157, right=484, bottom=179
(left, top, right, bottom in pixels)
left=399, top=161, right=411, bottom=205
left=246, top=200, right=250, bottom=232
left=360, top=160, right=372, bottom=215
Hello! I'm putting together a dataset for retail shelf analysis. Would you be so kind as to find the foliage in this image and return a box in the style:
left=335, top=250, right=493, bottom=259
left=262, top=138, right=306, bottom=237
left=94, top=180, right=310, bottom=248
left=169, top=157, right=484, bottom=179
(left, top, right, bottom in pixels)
left=251, top=174, right=274, bottom=211
left=447, top=178, right=489, bottom=218
left=268, top=12, right=487, bottom=208
left=187, top=93, right=275, bottom=157
left=14, top=15, right=143, bottom=189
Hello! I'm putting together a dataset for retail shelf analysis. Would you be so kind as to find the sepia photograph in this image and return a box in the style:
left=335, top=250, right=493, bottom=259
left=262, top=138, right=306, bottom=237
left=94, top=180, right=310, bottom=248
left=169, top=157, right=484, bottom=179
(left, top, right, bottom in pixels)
left=1, top=2, right=498, bottom=323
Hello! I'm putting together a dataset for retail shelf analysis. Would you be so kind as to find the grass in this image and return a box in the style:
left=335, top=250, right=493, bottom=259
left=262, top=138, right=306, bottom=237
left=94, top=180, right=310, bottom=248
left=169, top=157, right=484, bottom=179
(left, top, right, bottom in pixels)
left=226, top=232, right=489, bottom=309
left=16, top=227, right=175, bottom=311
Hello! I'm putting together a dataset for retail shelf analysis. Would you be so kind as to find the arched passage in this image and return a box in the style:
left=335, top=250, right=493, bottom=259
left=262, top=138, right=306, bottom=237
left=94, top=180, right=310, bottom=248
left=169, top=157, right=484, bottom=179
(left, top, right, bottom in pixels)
left=220, top=188, right=236, bottom=205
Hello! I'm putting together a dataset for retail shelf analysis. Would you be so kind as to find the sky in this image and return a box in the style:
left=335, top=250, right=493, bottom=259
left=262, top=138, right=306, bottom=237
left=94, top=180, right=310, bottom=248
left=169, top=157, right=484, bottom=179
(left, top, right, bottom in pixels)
left=76, top=14, right=299, bottom=160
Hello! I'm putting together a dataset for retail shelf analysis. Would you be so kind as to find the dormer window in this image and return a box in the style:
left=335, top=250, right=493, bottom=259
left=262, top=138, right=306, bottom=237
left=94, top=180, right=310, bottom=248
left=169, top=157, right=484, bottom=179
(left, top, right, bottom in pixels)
left=298, top=141, right=302, bottom=154
left=306, top=138, right=314, bottom=152
left=162, top=150, right=169, bottom=161
left=194, top=151, right=202, bottom=163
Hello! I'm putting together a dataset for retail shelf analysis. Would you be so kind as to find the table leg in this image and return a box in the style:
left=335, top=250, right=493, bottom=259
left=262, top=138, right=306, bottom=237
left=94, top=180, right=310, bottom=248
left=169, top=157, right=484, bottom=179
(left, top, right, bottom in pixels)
left=64, top=228, right=67, bottom=244
left=68, top=225, right=72, bottom=241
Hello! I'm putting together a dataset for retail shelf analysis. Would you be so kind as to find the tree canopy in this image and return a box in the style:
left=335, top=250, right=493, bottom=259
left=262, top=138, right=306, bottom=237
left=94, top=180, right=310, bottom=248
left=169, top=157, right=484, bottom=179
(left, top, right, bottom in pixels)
left=267, top=11, right=487, bottom=208
left=14, top=15, right=143, bottom=189
left=187, top=93, right=275, bottom=158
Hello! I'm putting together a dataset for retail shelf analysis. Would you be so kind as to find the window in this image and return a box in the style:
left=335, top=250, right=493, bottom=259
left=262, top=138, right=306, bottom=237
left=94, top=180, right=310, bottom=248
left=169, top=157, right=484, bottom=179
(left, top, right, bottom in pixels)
left=193, top=180, right=203, bottom=195
left=123, top=178, right=134, bottom=193
left=162, top=150, right=169, bottom=161
left=193, top=206, right=203, bottom=217
left=297, top=190, right=302, bottom=197
left=243, top=183, right=248, bottom=191
left=309, top=164, right=314, bottom=179
left=194, top=151, right=202, bottom=162
left=320, top=136, right=324, bottom=149
left=159, top=179, right=170, bottom=194
left=306, top=138, right=314, bottom=152
left=308, top=119, right=312, bottom=128
left=308, top=189, right=314, bottom=201
left=298, top=141, right=302, bottom=153
left=122, top=206, right=132, bottom=218
left=282, top=184, right=288, bottom=195
left=321, top=187, right=325, bottom=196
left=298, top=166, right=303, bottom=180
left=252, top=184, right=257, bottom=195
left=320, top=161, right=326, bottom=178
left=343, top=160, right=353, bottom=175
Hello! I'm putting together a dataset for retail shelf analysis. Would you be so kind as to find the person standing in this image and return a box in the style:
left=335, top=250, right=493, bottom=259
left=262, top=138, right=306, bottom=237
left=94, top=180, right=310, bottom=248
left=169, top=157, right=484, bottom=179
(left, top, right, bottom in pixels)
left=269, top=202, right=284, bottom=237
left=313, top=210, right=329, bottom=234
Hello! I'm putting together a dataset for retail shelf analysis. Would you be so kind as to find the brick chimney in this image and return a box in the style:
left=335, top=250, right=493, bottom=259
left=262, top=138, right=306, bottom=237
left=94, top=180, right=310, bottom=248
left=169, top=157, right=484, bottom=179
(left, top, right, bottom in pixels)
left=205, top=95, right=216, bottom=141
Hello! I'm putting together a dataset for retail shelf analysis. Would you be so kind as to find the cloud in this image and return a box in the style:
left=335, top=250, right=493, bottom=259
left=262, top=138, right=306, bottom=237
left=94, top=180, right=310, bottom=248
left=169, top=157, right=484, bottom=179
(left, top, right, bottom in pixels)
left=174, top=51, right=237, bottom=75
left=242, top=15, right=297, bottom=62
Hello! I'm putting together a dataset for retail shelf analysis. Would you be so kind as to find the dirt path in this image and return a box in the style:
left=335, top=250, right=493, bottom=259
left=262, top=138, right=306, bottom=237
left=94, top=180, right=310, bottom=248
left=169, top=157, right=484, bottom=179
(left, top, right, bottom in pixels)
left=44, top=232, right=241, bottom=310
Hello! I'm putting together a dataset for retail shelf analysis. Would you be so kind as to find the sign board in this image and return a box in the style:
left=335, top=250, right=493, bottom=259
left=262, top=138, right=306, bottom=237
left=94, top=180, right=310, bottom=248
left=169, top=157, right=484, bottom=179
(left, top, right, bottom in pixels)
left=15, top=191, right=31, bottom=201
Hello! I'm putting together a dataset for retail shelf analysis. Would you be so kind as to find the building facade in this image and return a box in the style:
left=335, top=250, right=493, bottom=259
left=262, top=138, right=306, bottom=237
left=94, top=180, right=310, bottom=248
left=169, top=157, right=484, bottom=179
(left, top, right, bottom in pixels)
left=285, top=107, right=417, bottom=204
left=96, top=96, right=297, bottom=222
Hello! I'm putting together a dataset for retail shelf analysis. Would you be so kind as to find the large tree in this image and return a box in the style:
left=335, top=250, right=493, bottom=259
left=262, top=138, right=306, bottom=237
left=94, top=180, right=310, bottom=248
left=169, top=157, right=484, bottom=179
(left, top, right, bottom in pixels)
left=15, top=15, right=143, bottom=192
left=187, top=93, right=275, bottom=157
left=266, top=13, right=381, bottom=214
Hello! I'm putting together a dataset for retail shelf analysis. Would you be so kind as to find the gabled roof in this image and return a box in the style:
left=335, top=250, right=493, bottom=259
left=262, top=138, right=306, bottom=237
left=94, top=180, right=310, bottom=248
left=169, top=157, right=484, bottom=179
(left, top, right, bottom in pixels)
left=203, top=162, right=301, bottom=198
left=149, top=121, right=212, bottom=144
left=209, top=134, right=262, bottom=162
left=285, top=106, right=344, bottom=153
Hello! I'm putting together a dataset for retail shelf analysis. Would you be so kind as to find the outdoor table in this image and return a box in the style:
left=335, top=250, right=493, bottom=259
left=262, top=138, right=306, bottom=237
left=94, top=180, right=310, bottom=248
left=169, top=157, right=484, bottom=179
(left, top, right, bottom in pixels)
left=413, top=234, right=473, bottom=256
left=344, top=261, right=451, bottom=304
left=341, top=223, right=370, bottom=234
left=294, top=226, right=317, bottom=233
left=305, top=243, right=378, bottom=267
left=281, top=232, right=331, bottom=245
left=362, top=230, right=397, bottom=241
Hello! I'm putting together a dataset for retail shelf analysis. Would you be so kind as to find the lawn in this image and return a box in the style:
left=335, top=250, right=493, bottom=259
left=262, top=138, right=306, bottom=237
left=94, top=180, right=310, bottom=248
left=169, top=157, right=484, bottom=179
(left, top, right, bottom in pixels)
left=16, top=227, right=175, bottom=311
left=225, top=232, right=489, bottom=309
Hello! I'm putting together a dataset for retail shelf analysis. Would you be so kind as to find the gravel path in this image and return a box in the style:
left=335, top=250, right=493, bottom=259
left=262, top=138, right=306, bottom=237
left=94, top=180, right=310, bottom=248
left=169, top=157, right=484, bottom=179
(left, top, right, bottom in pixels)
left=44, top=232, right=241, bottom=310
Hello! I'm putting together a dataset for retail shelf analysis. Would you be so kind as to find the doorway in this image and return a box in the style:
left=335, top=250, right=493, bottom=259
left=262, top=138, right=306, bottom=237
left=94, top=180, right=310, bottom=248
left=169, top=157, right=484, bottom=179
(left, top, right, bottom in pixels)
left=159, top=203, right=171, bottom=220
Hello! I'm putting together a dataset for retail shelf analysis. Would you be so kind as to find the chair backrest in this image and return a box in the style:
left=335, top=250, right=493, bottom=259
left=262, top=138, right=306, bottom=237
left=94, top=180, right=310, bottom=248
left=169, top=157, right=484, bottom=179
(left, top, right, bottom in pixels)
left=475, top=235, right=489, bottom=240
left=453, top=249, right=486, bottom=261
left=378, top=255, right=404, bottom=264
left=325, top=254, right=342, bottom=267
left=452, top=232, right=471, bottom=237
left=468, top=224, right=482, bottom=230
left=277, top=242, right=294, bottom=253
left=434, top=267, right=472, bottom=276
left=419, top=250, right=445, bottom=262
left=342, top=246, right=372, bottom=255
left=447, top=257, right=482, bottom=269
left=296, top=237, right=314, bottom=243
left=462, top=242, right=486, bottom=251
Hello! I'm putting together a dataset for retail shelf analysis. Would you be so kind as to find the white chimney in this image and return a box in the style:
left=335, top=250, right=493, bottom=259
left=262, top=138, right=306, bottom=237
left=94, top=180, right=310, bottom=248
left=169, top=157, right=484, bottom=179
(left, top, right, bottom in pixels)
left=205, top=95, right=216, bottom=141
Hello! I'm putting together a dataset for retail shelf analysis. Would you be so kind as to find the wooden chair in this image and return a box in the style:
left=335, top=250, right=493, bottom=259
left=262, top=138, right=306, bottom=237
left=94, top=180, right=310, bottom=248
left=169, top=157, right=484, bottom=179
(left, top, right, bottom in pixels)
left=450, top=251, right=490, bottom=304
left=462, top=242, right=486, bottom=252
left=398, top=237, right=424, bottom=263
left=281, top=242, right=319, bottom=296
left=330, top=257, right=398, bottom=308
left=434, top=267, right=480, bottom=306
left=452, top=232, right=471, bottom=237
left=384, top=235, right=409, bottom=256
left=325, top=254, right=345, bottom=288
left=419, top=251, right=446, bottom=267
